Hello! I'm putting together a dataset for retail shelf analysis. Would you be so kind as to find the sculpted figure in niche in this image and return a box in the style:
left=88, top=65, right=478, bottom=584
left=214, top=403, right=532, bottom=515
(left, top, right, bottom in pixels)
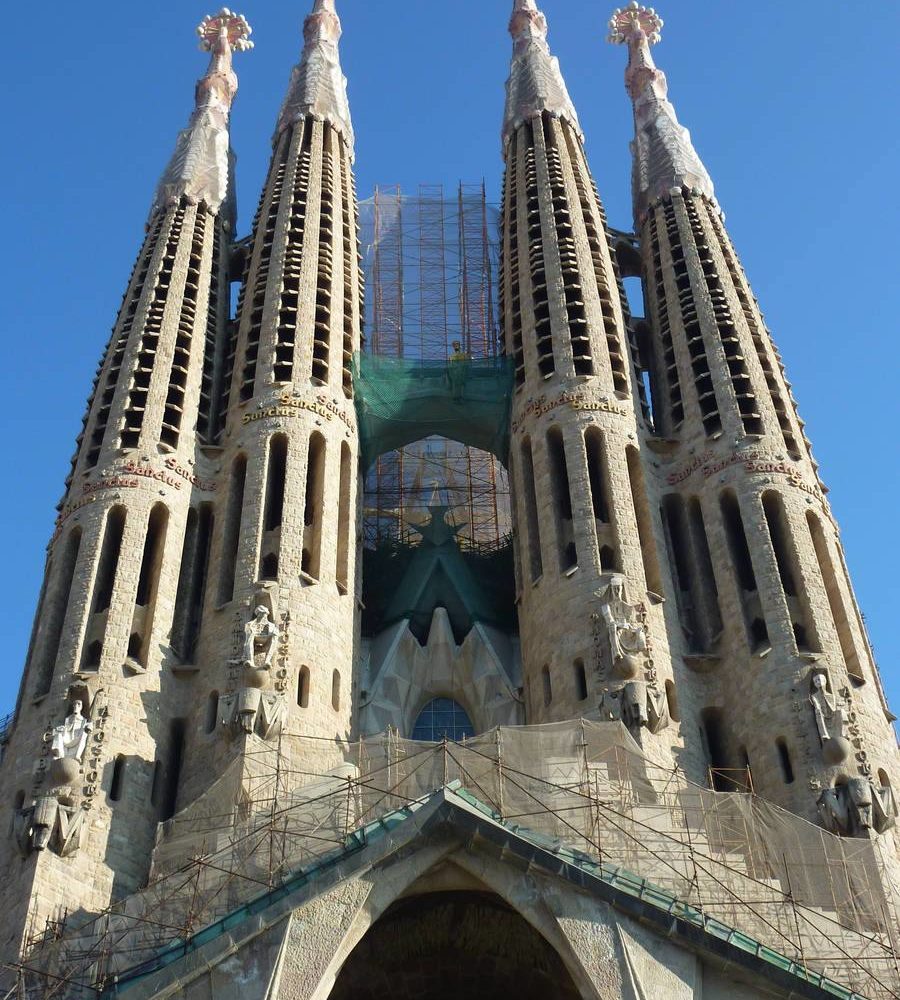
left=809, top=668, right=850, bottom=764
left=51, top=699, right=92, bottom=764
left=243, top=605, right=279, bottom=670
left=595, top=575, right=648, bottom=679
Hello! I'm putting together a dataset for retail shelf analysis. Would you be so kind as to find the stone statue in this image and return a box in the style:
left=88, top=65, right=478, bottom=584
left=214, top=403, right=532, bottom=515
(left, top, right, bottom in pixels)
left=243, top=605, right=279, bottom=670
left=595, top=575, right=648, bottom=679
left=817, top=778, right=897, bottom=837
left=809, top=669, right=850, bottom=764
left=219, top=689, right=284, bottom=741
left=16, top=796, right=85, bottom=856
left=621, top=680, right=669, bottom=735
left=51, top=700, right=92, bottom=764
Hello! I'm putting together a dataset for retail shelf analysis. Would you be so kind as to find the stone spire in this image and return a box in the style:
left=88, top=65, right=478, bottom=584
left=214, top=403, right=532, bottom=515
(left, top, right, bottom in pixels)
left=151, top=9, right=253, bottom=218
left=277, top=0, right=354, bottom=153
left=608, top=3, right=717, bottom=224
left=502, top=0, right=581, bottom=147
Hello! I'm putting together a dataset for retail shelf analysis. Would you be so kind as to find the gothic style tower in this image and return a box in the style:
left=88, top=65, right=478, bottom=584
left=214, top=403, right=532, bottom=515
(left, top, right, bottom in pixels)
left=0, top=10, right=252, bottom=957
left=175, top=0, right=363, bottom=806
left=501, top=0, right=681, bottom=753
left=608, top=3, right=898, bottom=824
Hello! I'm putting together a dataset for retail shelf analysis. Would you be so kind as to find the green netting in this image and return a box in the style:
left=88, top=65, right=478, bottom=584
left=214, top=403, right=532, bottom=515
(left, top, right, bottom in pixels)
left=352, top=352, right=514, bottom=470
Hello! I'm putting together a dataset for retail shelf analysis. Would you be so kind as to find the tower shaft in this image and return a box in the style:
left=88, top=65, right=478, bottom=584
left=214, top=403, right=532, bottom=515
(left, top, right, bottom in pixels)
left=501, top=0, right=681, bottom=756
left=610, top=4, right=897, bottom=819
left=0, top=12, right=250, bottom=956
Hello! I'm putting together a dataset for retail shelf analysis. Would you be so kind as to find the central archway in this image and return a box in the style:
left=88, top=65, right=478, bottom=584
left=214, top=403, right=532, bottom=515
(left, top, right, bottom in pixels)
left=328, top=891, right=580, bottom=1000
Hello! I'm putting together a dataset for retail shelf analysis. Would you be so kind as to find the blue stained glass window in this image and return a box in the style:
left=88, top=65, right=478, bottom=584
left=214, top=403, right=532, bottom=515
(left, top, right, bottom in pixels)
left=410, top=697, right=475, bottom=742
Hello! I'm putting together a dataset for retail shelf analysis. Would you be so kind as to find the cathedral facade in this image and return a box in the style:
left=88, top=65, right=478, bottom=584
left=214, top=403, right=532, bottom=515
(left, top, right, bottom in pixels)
left=1, top=2, right=898, bottom=997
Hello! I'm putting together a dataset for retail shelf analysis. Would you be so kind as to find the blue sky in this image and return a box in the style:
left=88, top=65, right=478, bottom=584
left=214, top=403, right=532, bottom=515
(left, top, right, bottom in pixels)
left=0, top=1, right=898, bottom=718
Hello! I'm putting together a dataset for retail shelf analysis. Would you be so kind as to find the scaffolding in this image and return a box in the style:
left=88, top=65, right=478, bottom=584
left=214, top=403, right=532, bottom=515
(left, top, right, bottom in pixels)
left=359, top=184, right=511, bottom=551
left=9, top=721, right=900, bottom=999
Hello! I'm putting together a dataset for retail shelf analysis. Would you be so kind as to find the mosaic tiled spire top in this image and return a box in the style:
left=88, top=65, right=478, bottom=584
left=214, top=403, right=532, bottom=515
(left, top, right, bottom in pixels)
left=503, top=0, right=582, bottom=147
left=608, top=3, right=718, bottom=223
left=276, top=0, right=354, bottom=153
left=151, top=8, right=252, bottom=217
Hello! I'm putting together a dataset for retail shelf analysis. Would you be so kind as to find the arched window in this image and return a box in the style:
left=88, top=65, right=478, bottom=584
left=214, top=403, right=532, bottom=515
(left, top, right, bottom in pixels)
left=573, top=659, right=588, bottom=702
left=109, top=755, right=126, bottom=802
left=411, top=698, right=475, bottom=742
left=204, top=691, right=219, bottom=734
left=331, top=669, right=341, bottom=711
left=542, top=665, right=552, bottom=707
left=298, top=666, right=310, bottom=708
left=777, top=739, right=795, bottom=784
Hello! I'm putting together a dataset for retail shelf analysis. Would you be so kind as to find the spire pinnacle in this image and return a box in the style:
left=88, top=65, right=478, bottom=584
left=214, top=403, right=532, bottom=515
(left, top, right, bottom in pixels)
left=502, top=0, right=581, bottom=148
left=607, top=3, right=717, bottom=223
left=151, top=9, right=252, bottom=219
left=276, top=0, right=354, bottom=154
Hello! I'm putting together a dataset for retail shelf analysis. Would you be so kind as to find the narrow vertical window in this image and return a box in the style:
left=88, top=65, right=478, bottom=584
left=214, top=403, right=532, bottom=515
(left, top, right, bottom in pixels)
left=331, top=669, right=341, bottom=712
left=807, top=511, right=863, bottom=681
left=172, top=504, right=214, bottom=661
left=584, top=427, right=610, bottom=523
left=303, top=433, right=326, bottom=580
left=298, top=666, right=310, bottom=708
left=80, top=506, right=126, bottom=672
left=133, top=504, right=168, bottom=666
left=776, top=739, right=794, bottom=784
left=161, top=720, right=185, bottom=821
left=546, top=427, right=576, bottom=571
left=665, top=680, right=680, bottom=722
left=701, top=708, right=731, bottom=791
left=687, top=498, right=723, bottom=642
left=336, top=441, right=352, bottom=594
left=205, top=691, right=219, bottom=734
left=259, top=434, right=287, bottom=581
left=218, top=455, right=247, bottom=605
left=720, top=491, right=768, bottom=650
left=542, top=664, right=552, bottom=707
left=762, top=491, right=816, bottom=652
left=520, top=437, right=543, bottom=582
left=33, top=528, right=82, bottom=698
left=574, top=659, right=588, bottom=702
left=626, top=446, right=662, bottom=594
left=92, top=507, right=126, bottom=614
left=662, top=494, right=700, bottom=650
left=109, top=755, right=126, bottom=803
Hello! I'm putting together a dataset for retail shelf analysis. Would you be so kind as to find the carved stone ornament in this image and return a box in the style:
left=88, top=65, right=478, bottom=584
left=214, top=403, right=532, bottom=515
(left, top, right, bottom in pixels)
left=809, top=667, right=851, bottom=765
left=219, top=689, right=285, bottom=741
left=598, top=681, right=669, bottom=735
left=595, top=575, right=648, bottom=679
left=817, top=778, right=897, bottom=838
left=15, top=796, right=86, bottom=857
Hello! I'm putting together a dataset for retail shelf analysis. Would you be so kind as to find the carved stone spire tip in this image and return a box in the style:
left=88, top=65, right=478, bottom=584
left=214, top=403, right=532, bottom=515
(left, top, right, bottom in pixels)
left=150, top=8, right=251, bottom=219
left=503, top=0, right=580, bottom=145
left=608, top=2, right=717, bottom=224
left=197, top=9, right=254, bottom=53
left=607, top=3, right=663, bottom=46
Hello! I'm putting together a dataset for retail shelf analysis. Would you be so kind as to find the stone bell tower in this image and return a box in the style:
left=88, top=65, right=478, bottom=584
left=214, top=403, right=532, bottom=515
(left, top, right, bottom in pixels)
left=0, top=9, right=252, bottom=959
left=172, top=0, right=364, bottom=809
left=500, top=0, right=684, bottom=757
left=608, top=3, right=899, bottom=828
